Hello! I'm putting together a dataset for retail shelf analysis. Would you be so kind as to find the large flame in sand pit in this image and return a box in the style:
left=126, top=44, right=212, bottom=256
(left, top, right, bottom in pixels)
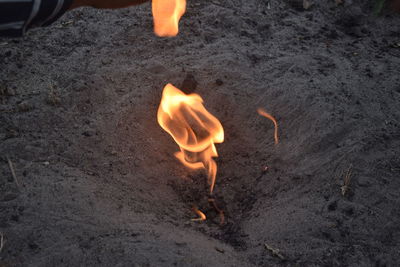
left=152, top=0, right=186, bottom=37
left=157, top=84, right=224, bottom=194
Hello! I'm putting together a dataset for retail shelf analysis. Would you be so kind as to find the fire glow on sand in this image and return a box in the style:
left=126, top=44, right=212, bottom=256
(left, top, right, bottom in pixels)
left=153, top=2, right=278, bottom=223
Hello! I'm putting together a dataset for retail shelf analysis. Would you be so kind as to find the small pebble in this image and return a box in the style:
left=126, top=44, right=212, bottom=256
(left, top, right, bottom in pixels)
left=18, top=101, right=32, bottom=112
left=6, top=87, right=16, bottom=96
left=2, top=193, right=18, bottom=202
left=180, top=73, right=198, bottom=93
left=82, top=131, right=93, bottom=137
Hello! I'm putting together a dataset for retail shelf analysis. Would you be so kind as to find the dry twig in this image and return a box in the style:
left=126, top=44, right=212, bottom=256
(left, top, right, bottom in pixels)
left=6, top=157, right=20, bottom=190
left=215, top=247, right=225, bottom=253
left=208, top=197, right=225, bottom=225
left=341, top=164, right=353, bottom=197
left=264, top=243, right=285, bottom=260
left=0, top=232, right=4, bottom=253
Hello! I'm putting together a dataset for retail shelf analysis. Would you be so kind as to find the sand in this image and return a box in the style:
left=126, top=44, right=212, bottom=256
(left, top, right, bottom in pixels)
left=1, top=0, right=400, bottom=266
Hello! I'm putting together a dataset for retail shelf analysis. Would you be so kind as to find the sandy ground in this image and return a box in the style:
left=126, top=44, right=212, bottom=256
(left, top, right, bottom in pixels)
left=1, top=0, right=400, bottom=266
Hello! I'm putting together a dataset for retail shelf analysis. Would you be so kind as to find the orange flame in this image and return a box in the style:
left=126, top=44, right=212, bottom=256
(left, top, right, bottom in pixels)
left=257, top=108, right=279, bottom=144
left=152, top=0, right=186, bottom=37
left=191, top=206, right=206, bottom=221
left=157, top=84, right=224, bottom=194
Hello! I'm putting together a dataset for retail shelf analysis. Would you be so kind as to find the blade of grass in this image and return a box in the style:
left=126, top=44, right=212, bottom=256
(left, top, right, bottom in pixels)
left=374, top=0, right=387, bottom=15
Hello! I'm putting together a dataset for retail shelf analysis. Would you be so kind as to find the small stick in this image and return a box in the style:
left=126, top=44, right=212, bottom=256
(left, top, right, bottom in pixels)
left=264, top=243, right=285, bottom=260
left=208, top=197, right=225, bottom=225
left=0, top=232, right=4, bottom=253
left=7, top=157, right=20, bottom=190
left=341, top=164, right=353, bottom=197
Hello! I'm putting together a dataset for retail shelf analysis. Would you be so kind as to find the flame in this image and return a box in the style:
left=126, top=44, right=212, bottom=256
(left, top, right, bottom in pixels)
left=157, top=83, right=224, bottom=194
left=191, top=207, right=206, bottom=221
left=152, top=0, right=186, bottom=37
left=257, top=108, right=279, bottom=144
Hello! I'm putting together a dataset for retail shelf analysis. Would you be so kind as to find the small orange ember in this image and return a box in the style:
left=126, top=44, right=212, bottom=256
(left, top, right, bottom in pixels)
left=152, top=0, right=186, bottom=37
left=191, top=206, right=207, bottom=221
left=157, top=83, right=224, bottom=194
left=257, top=108, right=279, bottom=144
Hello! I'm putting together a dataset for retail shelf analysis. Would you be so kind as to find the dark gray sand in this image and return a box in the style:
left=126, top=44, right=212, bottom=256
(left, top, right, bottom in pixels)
left=1, top=0, right=400, bottom=266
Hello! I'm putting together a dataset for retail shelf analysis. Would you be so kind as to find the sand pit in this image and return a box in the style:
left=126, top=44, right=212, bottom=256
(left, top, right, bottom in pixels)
left=1, top=0, right=400, bottom=266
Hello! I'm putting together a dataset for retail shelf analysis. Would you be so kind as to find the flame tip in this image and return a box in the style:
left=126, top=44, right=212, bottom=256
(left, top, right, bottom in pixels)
left=258, top=108, right=279, bottom=145
left=152, top=0, right=186, bottom=37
